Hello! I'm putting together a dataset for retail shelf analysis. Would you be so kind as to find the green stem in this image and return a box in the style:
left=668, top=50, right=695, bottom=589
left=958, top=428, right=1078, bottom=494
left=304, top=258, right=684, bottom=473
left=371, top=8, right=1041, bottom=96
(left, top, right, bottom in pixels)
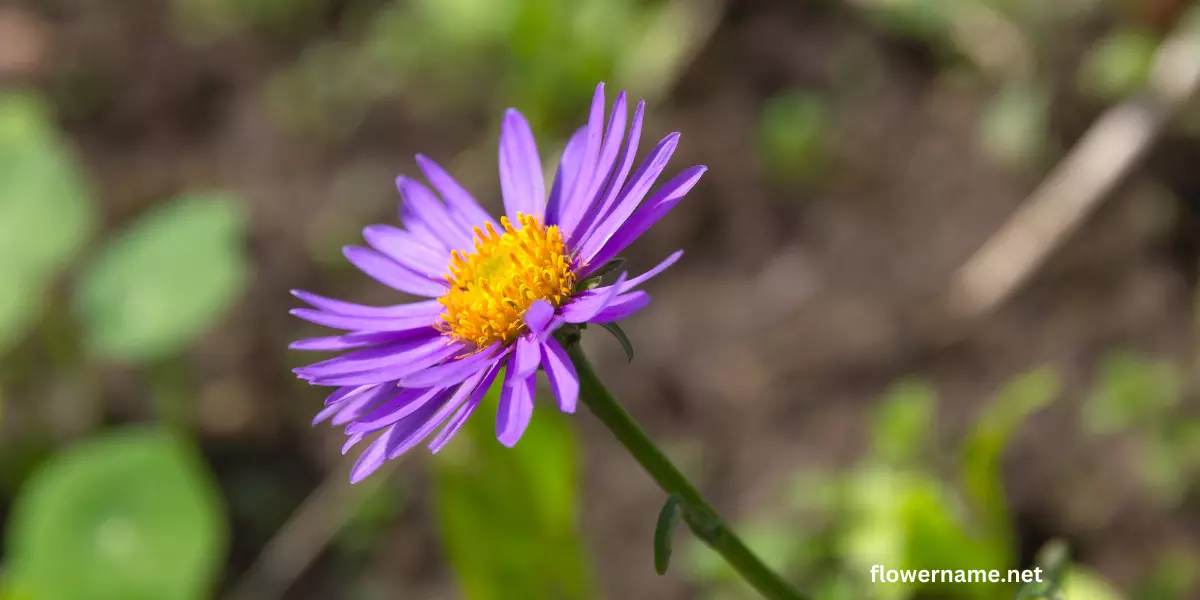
left=566, top=344, right=809, bottom=600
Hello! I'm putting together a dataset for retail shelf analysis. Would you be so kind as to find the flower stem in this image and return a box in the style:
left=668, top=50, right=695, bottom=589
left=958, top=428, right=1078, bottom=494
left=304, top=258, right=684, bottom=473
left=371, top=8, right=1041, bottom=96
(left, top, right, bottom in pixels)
left=566, top=344, right=810, bottom=600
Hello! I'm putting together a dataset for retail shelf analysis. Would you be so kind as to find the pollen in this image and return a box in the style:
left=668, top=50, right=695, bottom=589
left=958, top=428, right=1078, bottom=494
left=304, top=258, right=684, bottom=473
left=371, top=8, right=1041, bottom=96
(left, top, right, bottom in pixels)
left=437, top=213, right=575, bottom=348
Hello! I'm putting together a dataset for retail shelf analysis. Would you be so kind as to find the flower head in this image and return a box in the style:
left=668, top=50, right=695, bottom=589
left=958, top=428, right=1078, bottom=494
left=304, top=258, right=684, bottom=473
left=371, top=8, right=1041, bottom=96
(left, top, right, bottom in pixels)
left=290, top=83, right=706, bottom=482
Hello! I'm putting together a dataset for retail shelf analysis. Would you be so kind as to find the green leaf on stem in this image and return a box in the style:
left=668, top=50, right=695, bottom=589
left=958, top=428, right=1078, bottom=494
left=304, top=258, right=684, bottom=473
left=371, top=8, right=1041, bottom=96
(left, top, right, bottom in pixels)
left=599, top=322, right=635, bottom=362
left=654, top=493, right=684, bottom=575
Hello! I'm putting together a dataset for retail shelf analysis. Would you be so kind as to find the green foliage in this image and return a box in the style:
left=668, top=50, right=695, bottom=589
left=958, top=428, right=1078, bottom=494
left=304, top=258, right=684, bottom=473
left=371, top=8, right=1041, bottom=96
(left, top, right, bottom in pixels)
left=1084, top=352, right=1180, bottom=435
left=0, top=93, right=96, bottom=354
left=654, top=494, right=684, bottom=574
left=5, top=428, right=227, bottom=600
left=73, top=193, right=249, bottom=363
left=978, top=83, right=1050, bottom=169
left=757, top=91, right=831, bottom=186
left=685, top=370, right=1075, bottom=600
left=1078, top=29, right=1159, bottom=102
left=433, top=374, right=593, bottom=600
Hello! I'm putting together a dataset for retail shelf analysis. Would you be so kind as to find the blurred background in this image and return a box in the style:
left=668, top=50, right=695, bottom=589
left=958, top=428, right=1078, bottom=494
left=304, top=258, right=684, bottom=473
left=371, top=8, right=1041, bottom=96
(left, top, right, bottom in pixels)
left=1, top=0, right=1198, bottom=598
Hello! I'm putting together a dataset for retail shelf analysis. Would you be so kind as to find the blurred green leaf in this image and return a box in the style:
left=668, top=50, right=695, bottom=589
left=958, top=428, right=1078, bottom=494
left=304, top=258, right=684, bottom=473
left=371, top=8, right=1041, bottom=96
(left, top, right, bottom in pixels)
left=1061, top=566, right=1125, bottom=600
left=74, top=193, right=248, bottom=362
left=870, top=378, right=936, bottom=466
left=654, top=494, right=684, bottom=575
left=1078, top=29, right=1158, bottom=101
left=1017, top=539, right=1069, bottom=600
left=978, top=83, right=1050, bottom=169
left=757, top=91, right=830, bottom=185
left=961, top=368, right=1059, bottom=543
left=434, top=373, right=593, bottom=600
left=1084, top=352, right=1180, bottom=435
left=1134, top=549, right=1199, bottom=600
left=0, top=92, right=96, bottom=353
left=5, top=428, right=227, bottom=600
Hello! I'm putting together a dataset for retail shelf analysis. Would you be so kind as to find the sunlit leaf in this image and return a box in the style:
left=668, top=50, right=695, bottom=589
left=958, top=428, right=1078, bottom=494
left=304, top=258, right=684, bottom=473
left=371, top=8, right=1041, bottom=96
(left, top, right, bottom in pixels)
left=960, top=368, right=1059, bottom=543
left=978, top=83, right=1050, bottom=169
left=757, top=91, right=830, bottom=185
left=1084, top=352, right=1180, bottom=435
left=870, top=378, right=936, bottom=466
left=433, top=373, right=592, bottom=600
left=1062, top=566, right=1125, bottom=600
left=5, top=428, right=227, bottom=600
left=74, top=193, right=248, bottom=362
left=1078, top=29, right=1159, bottom=101
left=0, top=92, right=96, bottom=353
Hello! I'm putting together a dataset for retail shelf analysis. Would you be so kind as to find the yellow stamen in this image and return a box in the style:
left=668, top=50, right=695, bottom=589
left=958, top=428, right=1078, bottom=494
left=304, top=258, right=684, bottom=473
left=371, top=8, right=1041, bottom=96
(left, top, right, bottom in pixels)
left=437, top=213, right=575, bottom=348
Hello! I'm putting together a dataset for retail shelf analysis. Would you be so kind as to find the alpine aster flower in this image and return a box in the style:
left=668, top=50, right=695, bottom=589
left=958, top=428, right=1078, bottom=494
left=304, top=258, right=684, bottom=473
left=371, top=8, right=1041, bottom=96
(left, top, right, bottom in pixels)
left=290, top=83, right=706, bottom=482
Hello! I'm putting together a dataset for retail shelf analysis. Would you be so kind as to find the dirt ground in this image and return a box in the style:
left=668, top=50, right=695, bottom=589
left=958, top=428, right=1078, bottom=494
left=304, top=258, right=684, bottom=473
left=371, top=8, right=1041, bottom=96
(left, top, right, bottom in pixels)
left=3, top=0, right=1199, bottom=598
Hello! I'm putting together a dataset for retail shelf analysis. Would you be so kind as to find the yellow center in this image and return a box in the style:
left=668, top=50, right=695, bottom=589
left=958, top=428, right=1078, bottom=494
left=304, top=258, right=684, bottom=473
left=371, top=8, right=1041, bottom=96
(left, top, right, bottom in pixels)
left=437, top=213, right=575, bottom=348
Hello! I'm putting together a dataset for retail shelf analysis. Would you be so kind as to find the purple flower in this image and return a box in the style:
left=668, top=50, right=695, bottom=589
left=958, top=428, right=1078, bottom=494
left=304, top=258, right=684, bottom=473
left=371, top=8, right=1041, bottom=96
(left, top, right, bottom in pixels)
left=290, top=83, right=706, bottom=482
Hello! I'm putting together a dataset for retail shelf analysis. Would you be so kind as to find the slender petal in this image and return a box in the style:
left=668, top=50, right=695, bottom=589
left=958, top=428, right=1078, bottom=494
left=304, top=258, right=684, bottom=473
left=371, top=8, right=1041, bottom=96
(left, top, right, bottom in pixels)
left=574, top=100, right=645, bottom=242
left=558, top=85, right=605, bottom=232
left=497, top=360, right=535, bottom=447
left=415, top=154, right=497, bottom=230
left=429, top=363, right=501, bottom=453
left=291, top=290, right=443, bottom=319
left=362, top=224, right=450, bottom=278
left=289, top=331, right=420, bottom=352
left=396, top=177, right=475, bottom=250
left=399, top=343, right=506, bottom=388
left=524, top=299, right=555, bottom=336
left=577, top=132, right=680, bottom=263
left=328, top=384, right=394, bottom=426
left=561, top=272, right=627, bottom=323
left=499, top=109, right=546, bottom=221
left=343, top=246, right=448, bottom=297
left=585, top=166, right=707, bottom=273
left=308, top=341, right=465, bottom=386
left=546, top=126, right=587, bottom=227
left=572, top=250, right=682, bottom=302
left=559, top=92, right=627, bottom=238
left=593, top=291, right=651, bottom=322
left=345, top=386, right=446, bottom=435
left=540, top=336, right=578, bottom=413
left=512, top=334, right=542, bottom=378
left=384, top=371, right=488, bottom=459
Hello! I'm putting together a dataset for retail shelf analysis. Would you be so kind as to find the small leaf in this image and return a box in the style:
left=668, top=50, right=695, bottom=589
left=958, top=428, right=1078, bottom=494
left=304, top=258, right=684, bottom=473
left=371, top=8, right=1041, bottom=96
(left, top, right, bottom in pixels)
left=1084, top=352, right=1179, bottom=435
left=757, top=91, right=829, bottom=185
left=587, top=257, right=626, bottom=280
left=979, top=83, right=1050, bottom=169
left=599, top=322, right=634, bottom=362
left=1017, top=540, right=1069, bottom=600
left=870, top=378, right=936, bottom=466
left=961, top=368, right=1059, bottom=544
left=5, top=427, right=227, bottom=600
left=74, top=193, right=248, bottom=362
left=654, top=494, right=684, bottom=575
left=1078, top=29, right=1159, bottom=101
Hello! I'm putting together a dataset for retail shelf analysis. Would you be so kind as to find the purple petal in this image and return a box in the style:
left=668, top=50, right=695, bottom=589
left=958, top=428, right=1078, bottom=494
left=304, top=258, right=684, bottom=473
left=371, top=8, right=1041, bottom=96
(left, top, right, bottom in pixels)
left=350, top=430, right=392, bottom=483
left=396, top=177, right=475, bottom=250
left=384, top=370, right=488, bottom=460
left=561, top=272, right=627, bottom=323
left=524, top=299, right=555, bottom=336
left=296, top=332, right=443, bottom=378
left=289, top=331, right=421, bottom=352
left=586, top=166, right=707, bottom=271
left=546, top=127, right=587, bottom=227
left=415, top=154, right=498, bottom=230
left=307, top=341, right=466, bottom=386
left=290, top=308, right=437, bottom=333
left=578, top=132, right=680, bottom=262
left=362, top=224, right=450, bottom=279
left=574, top=100, right=645, bottom=243
left=560, top=92, right=627, bottom=238
left=325, top=385, right=394, bottom=426
left=345, top=386, right=446, bottom=435
left=496, top=360, right=536, bottom=447
left=593, top=291, right=650, bottom=322
left=499, top=109, right=545, bottom=220
left=512, top=334, right=542, bottom=378
left=324, top=384, right=375, bottom=407
left=291, top=290, right=444, bottom=319
left=398, top=343, right=506, bottom=388
left=342, top=432, right=365, bottom=454
left=540, top=337, right=578, bottom=413
left=343, top=246, right=448, bottom=297
left=573, top=250, right=682, bottom=299
left=429, top=363, right=501, bottom=453
left=558, top=85, right=605, bottom=234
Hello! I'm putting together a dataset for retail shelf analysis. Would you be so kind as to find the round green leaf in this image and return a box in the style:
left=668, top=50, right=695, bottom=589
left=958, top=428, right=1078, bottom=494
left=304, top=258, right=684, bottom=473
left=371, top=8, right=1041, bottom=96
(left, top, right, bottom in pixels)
left=5, top=428, right=227, bottom=600
left=0, top=92, right=96, bottom=353
left=74, top=193, right=248, bottom=362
